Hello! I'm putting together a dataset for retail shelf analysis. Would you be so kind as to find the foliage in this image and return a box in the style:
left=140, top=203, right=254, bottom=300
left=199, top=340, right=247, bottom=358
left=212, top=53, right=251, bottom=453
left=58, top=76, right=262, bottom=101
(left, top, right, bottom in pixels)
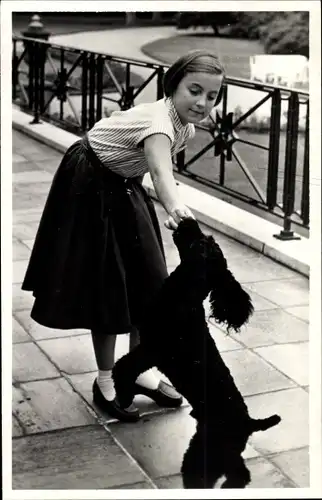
left=228, top=11, right=309, bottom=57
left=176, top=12, right=239, bottom=35
left=176, top=11, right=309, bottom=58
left=262, top=12, right=309, bottom=58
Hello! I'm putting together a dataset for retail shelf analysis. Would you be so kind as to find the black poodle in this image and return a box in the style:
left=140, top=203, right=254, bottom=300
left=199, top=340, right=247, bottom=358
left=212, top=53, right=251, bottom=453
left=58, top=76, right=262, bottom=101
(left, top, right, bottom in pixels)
left=113, top=219, right=281, bottom=488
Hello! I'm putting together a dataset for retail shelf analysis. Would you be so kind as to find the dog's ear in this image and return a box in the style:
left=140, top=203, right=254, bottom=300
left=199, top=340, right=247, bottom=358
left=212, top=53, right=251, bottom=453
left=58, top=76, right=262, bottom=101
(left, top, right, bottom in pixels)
left=206, top=239, right=254, bottom=331
left=209, top=269, right=254, bottom=332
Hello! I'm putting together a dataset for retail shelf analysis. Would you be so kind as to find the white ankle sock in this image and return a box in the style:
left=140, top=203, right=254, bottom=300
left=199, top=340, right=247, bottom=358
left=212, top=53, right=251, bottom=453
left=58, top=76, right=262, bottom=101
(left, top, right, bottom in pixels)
left=136, top=369, right=159, bottom=390
left=97, top=369, right=116, bottom=401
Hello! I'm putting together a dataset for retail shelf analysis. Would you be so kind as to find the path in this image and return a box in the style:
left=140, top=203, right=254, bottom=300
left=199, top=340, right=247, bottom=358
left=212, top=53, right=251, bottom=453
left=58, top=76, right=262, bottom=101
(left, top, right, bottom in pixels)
left=12, top=129, right=310, bottom=489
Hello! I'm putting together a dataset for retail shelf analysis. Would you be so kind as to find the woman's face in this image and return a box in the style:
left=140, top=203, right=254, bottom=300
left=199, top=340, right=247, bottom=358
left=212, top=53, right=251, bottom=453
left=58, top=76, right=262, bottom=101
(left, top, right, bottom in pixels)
left=172, top=72, right=224, bottom=124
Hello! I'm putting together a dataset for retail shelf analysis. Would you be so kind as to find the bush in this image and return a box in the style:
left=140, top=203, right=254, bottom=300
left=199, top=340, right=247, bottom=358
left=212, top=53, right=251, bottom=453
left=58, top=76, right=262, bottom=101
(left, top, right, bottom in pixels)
left=263, top=12, right=309, bottom=58
left=227, top=11, right=309, bottom=57
left=176, top=11, right=239, bottom=34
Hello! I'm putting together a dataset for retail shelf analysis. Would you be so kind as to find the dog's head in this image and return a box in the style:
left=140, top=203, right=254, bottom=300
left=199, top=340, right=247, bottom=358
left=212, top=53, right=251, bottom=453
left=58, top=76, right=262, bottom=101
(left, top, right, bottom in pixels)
left=173, top=219, right=224, bottom=264
left=173, top=219, right=254, bottom=332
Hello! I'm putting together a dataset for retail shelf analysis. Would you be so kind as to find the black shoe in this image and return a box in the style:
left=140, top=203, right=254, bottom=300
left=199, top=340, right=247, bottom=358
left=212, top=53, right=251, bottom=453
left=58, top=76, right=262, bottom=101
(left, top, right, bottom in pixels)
left=134, top=380, right=183, bottom=408
left=92, top=379, right=140, bottom=422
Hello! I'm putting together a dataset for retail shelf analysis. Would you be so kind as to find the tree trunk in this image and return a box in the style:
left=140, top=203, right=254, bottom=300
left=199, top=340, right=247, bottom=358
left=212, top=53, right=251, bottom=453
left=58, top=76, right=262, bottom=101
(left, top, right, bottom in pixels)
left=211, top=24, right=219, bottom=36
left=125, top=13, right=136, bottom=26
left=152, top=12, right=162, bottom=23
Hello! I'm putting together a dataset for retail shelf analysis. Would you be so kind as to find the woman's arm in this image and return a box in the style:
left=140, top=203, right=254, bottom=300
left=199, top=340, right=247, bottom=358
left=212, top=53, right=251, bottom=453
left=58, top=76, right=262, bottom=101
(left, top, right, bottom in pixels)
left=144, top=134, right=194, bottom=228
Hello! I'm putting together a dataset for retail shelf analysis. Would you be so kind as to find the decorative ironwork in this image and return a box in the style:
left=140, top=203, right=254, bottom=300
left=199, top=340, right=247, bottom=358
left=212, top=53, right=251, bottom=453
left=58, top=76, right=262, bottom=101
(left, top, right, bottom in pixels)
left=12, top=35, right=310, bottom=239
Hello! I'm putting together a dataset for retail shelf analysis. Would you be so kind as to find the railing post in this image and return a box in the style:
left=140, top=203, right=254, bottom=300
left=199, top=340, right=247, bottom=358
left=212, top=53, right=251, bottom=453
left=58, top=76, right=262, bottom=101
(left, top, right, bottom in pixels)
left=88, top=53, right=96, bottom=128
left=157, top=66, right=164, bottom=100
left=122, top=63, right=134, bottom=110
left=96, top=55, right=103, bottom=122
left=267, top=89, right=281, bottom=209
left=21, top=14, right=50, bottom=122
left=274, top=92, right=301, bottom=240
left=219, top=83, right=228, bottom=185
left=301, top=100, right=309, bottom=227
left=81, top=52, right=89, bottom=132
left=176, top=150, right=185, bottom=173
left=30, top=42, right=40, bottom=124
left=12, top=39, right=18, bottom=101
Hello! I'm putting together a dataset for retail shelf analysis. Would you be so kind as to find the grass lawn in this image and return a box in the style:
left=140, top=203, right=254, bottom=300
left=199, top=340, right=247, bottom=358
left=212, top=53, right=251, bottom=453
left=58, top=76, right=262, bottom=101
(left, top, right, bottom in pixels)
left=141, top=33, right=265, bottom=79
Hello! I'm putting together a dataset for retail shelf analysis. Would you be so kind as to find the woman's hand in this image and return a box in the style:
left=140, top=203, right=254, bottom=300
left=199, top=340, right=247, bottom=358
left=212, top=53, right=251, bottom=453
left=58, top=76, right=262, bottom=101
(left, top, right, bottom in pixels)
left=164, top=205, right=195, bottom=230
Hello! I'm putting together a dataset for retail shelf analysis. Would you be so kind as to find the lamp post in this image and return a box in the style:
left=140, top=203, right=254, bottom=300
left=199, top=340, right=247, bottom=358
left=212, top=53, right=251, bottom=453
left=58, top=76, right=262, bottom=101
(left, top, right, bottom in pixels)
left=21, top=14, right=51, bottom=42
left=21, top=14, right=51, bottom=119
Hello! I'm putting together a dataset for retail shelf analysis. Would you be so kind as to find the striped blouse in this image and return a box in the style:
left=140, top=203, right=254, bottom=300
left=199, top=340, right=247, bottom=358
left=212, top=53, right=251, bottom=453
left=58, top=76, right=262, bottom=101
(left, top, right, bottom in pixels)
left=87, top=97, right=195, bottom=178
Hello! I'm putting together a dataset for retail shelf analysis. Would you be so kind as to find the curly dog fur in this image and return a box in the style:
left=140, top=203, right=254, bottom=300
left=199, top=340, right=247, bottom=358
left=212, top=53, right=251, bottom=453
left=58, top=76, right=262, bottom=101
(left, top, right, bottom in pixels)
left=113, top=219, right=281, bottom=488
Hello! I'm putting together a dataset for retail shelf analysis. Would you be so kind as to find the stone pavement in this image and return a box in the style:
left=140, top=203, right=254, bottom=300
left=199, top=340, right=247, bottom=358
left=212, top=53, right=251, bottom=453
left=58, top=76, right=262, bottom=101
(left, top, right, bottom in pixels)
left=12, top=129, right=310, bottom=490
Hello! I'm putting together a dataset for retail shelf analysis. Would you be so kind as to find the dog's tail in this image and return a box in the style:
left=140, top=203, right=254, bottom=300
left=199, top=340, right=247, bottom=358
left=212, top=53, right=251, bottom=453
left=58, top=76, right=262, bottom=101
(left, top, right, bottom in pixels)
left=250, top=414, right=281, bottom=432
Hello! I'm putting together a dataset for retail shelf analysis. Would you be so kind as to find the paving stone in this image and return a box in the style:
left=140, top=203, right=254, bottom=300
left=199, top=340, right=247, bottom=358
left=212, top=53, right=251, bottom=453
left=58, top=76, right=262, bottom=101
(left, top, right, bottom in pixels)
left=12, top=221, right=39, bottom=240
left=13, top=170, right=53, bottom=184
left=254, top=342, right=309, bottom=386
left=246, top=278, right=309, bottom=308
left=12, top=285, right=34, bottom=312
left=247, top=387, right=309, bottom=454
left=245, top=456, right=295, bottom=488
left=22, top=146, right=62, bottom=162
left=13, top=133, right=61, bottom=160
left=243, top=287, right=280, bottom=311
left=13, top=159, right=40, bottom=173
left=35, top=158, right=61, bottom=175
left=110, top=481, right=155, bottom=489
left=228, top=256, right=299, bottom=284
left=226, top=309, right=309, bottom=348
left=14, top=309, right=89, bottom=340
left=12, top=425, right=147, bottom=489
left=269, top=447, right=309, bottom=487
left=209, top=233, right=262, bottom=261
left=13, top=316, right=32, bottom=343
left=37, top=334, right=97, bottom=374
left=155, top=474, right=183, bottom=489
left=220, top=349, right=296, bottom=396
left=208, top=322, right=243, bottom=351
left=12, top=238, right=30, bottom=261
left=12, top=378, right=96, bottom=434
left=13, top=210, right=42, bottom=224
left=21, top=239, right=34, bottom=250
left=12, top=415, right=24, bottom=437
left=13, top=153, right=28, bottom=163
left=155, top=457, right=296, bottom=489
left=285, top=305, right=309, bottom=323
left=37, top=332, right=130, bottom=374
left=13, top=182, right=51, bottom=195
left=13, top=342, right=59, bottom=382
left=13, top=260, right=28, bottom=284
left=13, top=192, right=48, bottom=211
left=108, top=407, right=259, bottom=480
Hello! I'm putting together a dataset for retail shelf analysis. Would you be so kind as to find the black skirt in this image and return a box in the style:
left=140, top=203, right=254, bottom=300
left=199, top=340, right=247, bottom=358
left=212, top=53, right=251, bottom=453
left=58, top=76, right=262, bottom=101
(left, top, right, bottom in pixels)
left=22, top=136, right=168, bottom=334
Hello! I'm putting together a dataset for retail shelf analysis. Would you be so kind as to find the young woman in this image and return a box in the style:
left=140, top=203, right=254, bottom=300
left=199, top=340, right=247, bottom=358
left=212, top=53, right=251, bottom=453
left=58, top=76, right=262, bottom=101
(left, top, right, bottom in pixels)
left=22, top=49, right=226, bottom=422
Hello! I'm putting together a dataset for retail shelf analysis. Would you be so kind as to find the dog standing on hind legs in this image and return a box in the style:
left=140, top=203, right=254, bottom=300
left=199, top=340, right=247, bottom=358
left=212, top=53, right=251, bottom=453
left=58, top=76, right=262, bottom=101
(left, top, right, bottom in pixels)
left=112, top=219, right=281, bottom=488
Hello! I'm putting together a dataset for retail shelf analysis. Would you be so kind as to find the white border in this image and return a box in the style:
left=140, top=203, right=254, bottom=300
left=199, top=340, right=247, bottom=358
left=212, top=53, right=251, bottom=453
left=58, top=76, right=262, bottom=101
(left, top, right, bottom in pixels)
left=2, top=1, right=321, bottom=499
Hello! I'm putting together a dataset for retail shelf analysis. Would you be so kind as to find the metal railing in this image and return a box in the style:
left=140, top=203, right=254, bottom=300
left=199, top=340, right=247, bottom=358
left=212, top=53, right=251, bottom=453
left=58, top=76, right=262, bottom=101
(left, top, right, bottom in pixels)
left=12, top=35, right=310, bottom=238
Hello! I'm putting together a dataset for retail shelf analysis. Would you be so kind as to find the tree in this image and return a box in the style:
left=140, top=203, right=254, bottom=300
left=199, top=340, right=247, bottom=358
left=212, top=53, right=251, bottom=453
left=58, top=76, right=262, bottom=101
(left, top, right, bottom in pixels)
left=262, top=12, right=309, bottom=58
left=176, top=12, right=239, bottom=35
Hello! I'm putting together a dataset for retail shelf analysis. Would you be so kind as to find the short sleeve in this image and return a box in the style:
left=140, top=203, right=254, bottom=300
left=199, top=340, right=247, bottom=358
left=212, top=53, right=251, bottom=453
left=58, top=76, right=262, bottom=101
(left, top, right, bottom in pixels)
left=135, top=109, right=175, bottom=147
